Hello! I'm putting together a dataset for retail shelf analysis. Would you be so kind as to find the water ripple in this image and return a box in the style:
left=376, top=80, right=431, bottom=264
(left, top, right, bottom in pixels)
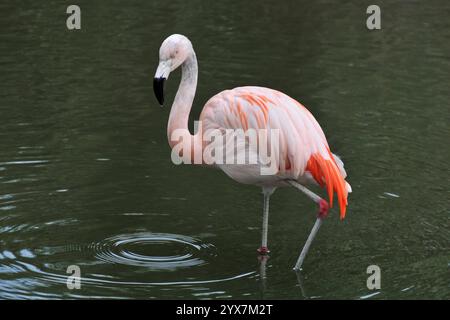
left=0, top=231, right=256, bottom=298
left=92, top=232, right=214, bottom=270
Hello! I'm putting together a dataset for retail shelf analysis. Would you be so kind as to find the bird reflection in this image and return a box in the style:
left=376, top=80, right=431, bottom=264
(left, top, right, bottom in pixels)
left=294, top=270, right=309, bottom=299
left=257, top=255, right=269, bottom=297
left=257, top=255, right=310, bottom=299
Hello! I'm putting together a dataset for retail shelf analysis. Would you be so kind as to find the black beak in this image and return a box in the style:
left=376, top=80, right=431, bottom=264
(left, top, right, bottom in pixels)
left=153, top=77, right=166, bottom=106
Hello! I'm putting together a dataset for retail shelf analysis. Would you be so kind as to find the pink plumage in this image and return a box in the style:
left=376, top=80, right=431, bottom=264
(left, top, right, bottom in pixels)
left=153, top=34, right=351, bottom=270
left=200, top=86, right=351, bottom=218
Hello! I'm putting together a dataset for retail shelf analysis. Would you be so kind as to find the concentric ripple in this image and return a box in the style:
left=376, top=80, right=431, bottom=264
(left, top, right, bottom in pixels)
left=92, top=232, right=215, bottom=270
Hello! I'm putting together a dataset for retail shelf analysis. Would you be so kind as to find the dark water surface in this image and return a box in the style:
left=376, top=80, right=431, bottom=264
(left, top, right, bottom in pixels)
left=0, top=0, right=449, bottom=299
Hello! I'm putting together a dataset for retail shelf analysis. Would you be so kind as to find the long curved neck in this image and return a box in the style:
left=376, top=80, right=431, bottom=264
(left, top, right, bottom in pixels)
left=167, top=51, right=198, bottom=149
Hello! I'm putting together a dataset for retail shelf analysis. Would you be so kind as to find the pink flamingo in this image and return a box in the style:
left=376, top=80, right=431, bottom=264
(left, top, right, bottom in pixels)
left=153, top=34, right=351, bottom=270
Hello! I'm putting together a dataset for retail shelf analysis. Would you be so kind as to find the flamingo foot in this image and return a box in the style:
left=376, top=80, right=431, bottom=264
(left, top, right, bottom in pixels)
left=318, top=199, right=329, bottom=219
left=257, top=246, right=270, bottom=255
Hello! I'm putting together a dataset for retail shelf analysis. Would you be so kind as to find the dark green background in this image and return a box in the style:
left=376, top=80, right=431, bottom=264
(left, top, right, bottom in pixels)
left=0, top=0, right=448, bottom=299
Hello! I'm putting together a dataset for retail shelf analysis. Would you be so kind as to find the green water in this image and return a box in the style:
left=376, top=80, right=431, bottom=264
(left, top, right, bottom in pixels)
left=0, top=0, right=449, bottom=299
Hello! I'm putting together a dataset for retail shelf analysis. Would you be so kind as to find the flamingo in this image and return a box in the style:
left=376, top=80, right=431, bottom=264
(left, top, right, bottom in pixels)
left=153, top=34, right=351, bottom=270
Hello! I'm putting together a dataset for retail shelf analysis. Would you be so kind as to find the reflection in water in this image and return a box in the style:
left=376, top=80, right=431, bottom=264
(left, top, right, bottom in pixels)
left=295, top=271, right=309, bottom=300
left=258, top=255, right=269, bottom=297
left=0, top=0, right=449, bottom=299
left=257, top=256, right=312, bottom=300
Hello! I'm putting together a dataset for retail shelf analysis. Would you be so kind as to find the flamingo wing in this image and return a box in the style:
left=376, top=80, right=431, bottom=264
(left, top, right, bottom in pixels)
left=200, top=86, right=350, bottom=218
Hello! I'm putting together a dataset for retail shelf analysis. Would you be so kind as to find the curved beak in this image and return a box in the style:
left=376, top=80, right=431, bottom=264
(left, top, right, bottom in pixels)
left=154, top=60, right=171, bottom=106
left=153, top=77, right=165, bottom=106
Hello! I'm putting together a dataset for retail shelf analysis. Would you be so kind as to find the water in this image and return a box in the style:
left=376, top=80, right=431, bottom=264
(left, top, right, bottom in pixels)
left=0, top=0, right=449, bottom=299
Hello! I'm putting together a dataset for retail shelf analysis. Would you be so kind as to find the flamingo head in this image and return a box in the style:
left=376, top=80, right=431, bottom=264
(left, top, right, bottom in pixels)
left=153, top=34, right=193, bottom=106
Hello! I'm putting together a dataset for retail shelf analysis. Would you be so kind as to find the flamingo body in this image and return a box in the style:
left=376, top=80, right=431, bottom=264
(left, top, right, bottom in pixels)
left=200, top=86, right=351, bottom=218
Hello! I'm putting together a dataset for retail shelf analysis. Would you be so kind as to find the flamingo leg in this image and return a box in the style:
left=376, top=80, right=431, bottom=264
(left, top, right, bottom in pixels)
left=257, top=187, right=274, bottom=254
left=288, top=181, right=329, bottom=271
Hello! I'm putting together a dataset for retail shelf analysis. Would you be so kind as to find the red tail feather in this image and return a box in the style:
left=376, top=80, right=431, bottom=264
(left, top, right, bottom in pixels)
left=306, top=152, right=348, bottom=219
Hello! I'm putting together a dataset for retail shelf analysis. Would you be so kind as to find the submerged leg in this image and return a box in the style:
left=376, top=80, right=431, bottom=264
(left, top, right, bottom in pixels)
left=257, top=187, right=275, bottom=255
left=288, top=181, right=329, bottom=271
